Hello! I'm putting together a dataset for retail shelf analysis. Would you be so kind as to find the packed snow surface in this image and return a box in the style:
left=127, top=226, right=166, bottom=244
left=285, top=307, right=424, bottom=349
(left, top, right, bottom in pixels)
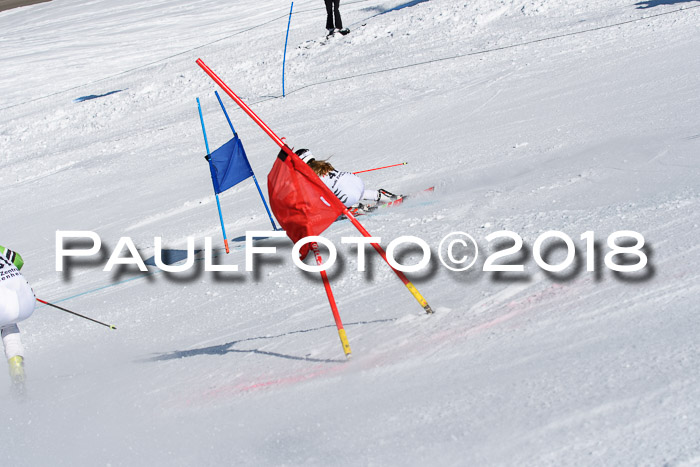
left=1, top=0, right=699, bottom=465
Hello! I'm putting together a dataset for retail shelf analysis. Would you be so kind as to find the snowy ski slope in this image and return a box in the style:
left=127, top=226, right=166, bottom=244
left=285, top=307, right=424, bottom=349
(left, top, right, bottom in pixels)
left=1, top=0, right=699, bottom=465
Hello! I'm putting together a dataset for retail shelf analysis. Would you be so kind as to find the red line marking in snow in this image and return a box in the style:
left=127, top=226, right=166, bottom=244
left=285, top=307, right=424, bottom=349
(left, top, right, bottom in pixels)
left=465, top=307, right=525, bottom=335
left=179, top=362, right=348, bottom=406
left=175, top=283, right=578, bottom=407
left=425, top=283, right=572, bottom=349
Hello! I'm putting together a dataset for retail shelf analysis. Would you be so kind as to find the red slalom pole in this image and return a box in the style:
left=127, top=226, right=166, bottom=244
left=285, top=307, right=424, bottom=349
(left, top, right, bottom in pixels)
left=353, top=162, right=407, bottom=175
left=311, top=243, right=351, bottom=358
left=342, top=211, right=433, bottom=314
left=197, top=59, right=286, bottom=148
left=196, top=59, right=433, bottom=314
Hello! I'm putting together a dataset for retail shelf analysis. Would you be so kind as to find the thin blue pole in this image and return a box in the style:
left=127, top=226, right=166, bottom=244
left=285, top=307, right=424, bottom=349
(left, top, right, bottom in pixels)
left=215, top=91, right=279, bottom=231
left=250, top=174, right=279, bottom=230
left=197, top=97, right=230, bottom=253
left=283, top=2, right=294, bottom=97
left=215, top=91, right=237, bottom=134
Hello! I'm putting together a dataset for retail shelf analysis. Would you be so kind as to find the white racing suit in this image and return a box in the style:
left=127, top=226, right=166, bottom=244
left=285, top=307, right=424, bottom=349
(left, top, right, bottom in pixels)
left=320, top=170, right=379, bottom=208
left=0, top=247, right=35, bottom=360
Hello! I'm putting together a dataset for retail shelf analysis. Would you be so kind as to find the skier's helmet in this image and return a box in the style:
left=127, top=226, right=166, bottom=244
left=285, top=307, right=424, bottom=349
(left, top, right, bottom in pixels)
left=296, top=148, right=315, bottom=164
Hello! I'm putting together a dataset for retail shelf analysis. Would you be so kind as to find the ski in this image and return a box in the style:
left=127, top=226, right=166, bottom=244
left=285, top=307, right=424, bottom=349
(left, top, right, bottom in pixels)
left=346, top=186, right=435, bottom=217
left=385, top=186, right=434, bottom=208
left=327, top=28, right=350, bottom=39
left=300, top=28, right=352, bottom=48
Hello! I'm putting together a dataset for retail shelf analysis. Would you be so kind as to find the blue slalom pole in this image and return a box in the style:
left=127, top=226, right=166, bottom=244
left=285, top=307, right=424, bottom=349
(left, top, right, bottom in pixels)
left=251, top=175, right=279, bottom=230
left=197, top=97, right=230, bottom=253
left=215, top=91, right=280, bottom=231
left=282, top=2, right=294, bottom=97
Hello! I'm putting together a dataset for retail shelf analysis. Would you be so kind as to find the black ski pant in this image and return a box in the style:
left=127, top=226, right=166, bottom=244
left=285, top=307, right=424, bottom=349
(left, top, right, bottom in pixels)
left=325, top=0, right=343, bottom=30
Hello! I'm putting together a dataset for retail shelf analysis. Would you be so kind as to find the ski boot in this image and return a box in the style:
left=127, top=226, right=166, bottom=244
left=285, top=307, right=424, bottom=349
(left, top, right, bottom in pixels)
left=338, top=28, right=350, bottom=36
left=378, top=189, right=400, bottom=203
left=8, top=355, right=26, bottom=397
left=349, top=203, right=377, bottom=215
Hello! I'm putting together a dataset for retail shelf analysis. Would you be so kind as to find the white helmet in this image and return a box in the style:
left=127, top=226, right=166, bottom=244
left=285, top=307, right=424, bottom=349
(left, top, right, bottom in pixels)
left=296, top=148, right=315, bottom=164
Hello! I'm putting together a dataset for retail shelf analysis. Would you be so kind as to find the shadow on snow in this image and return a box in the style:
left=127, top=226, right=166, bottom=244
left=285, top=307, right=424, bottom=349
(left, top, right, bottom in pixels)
left=634, top=0, right=700, bottom=8
left=361, top=0, right=430, bottom=18
left=143, top=318, right=397, bottom=364
left=73, top=89, right=123, bottom=103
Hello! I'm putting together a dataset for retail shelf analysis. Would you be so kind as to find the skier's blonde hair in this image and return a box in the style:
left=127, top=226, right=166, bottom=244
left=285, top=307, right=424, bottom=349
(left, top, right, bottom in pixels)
left=308, top=159, right=335, bottom=177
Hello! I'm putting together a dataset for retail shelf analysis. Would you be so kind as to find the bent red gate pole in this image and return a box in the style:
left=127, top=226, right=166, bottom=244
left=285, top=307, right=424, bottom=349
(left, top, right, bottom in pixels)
left=311, top=243, right=351, bottom=358
left=196, top=58, right=433, bottom=314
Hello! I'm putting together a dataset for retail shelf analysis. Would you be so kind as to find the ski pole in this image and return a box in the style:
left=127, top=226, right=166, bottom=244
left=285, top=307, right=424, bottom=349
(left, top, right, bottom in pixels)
left=36, top=298, right=117, bottom=330
left=311, top=243, right=351, bottom=358
left=353, top=162, right=407, bottom=175
left=196, top=59, right=434, bottom=314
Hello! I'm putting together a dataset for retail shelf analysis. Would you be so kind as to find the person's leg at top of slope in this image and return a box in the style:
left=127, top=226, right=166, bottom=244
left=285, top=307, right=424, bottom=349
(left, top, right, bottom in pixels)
left=324, top=0, right=350, bottom=36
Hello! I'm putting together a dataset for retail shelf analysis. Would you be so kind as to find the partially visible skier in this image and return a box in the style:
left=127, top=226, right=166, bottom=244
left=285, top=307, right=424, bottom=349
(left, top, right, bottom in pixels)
left=296, top=148, right=398, bottom=211
left=0, top=245, right=35, bottom=394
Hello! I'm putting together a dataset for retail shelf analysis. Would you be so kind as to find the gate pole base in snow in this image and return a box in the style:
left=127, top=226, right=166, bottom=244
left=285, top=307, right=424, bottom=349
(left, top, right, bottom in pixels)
left=312, top=243, right=351, bottom=359
left=342, top=209, right=434, bottom=314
